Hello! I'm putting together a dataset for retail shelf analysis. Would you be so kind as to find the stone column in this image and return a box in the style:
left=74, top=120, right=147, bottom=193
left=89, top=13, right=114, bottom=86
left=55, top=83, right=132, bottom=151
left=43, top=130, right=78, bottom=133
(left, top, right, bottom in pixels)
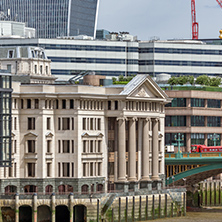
left=204, top=134, right=208, bottom=146
left=137, top=119, right=143, bottom=181
left=186, top=133, right=191, bottom=152
left=128, top=117, right=137, bottom=181
left=15, top=193, right=19, bottom=222
left=69, top=193, right=74, bottom=222
left=33, top=193, right=37, bottom=222
left=152, top=118, right=160, bottom=181
left=117, top=117, right=126, bottom=182
left=141, top=118, right=150, bottom=181
left=51, top=194, right=56, bottom=222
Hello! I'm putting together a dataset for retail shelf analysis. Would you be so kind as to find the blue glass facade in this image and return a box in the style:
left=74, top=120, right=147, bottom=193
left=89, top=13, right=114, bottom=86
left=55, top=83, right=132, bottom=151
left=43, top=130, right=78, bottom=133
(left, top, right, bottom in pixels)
left=0, top=0, right=99, bottom=38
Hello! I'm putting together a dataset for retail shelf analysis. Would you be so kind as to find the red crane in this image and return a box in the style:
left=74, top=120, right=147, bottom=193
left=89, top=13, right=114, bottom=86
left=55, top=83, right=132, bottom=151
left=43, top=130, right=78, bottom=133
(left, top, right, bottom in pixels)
left=216, top=0, right=222, bottom=8
left=191, top=0, right=199, bottom=39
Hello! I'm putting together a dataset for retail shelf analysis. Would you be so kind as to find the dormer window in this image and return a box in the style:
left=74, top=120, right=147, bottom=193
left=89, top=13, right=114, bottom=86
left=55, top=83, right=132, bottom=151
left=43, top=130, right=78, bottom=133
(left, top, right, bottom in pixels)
left=7, top=50, right=14, bottom=58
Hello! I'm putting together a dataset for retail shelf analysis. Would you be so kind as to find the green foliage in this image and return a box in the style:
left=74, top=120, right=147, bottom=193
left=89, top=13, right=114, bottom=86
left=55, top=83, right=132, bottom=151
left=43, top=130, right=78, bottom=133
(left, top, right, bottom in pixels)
left=105, top=208, right=113, bottom=221
left=168, top=76, right=178, bottom=85
left=177, top=76, right=188, bottom=85
left=196, top=75, right=210, bottom=86
left=188, top=75, right=194, bottom=85
left=112, top=77, right=117, bottom=83
left=118, top=75, right=124, bottom=81
left=210, top=77, right=221, bottom=87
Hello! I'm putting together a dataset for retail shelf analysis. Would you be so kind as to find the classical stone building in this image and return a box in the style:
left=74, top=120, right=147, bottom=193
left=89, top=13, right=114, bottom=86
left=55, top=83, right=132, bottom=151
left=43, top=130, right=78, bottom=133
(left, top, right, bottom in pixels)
left=0, top=46, right=170, bottom=193
left=0, top=73, right=170, bottom=194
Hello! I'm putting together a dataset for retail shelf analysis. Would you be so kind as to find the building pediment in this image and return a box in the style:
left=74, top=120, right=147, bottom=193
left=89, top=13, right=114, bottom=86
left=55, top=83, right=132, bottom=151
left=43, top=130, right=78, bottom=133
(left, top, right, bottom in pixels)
left=24, top=132, right=38, bottom=138
left=120, top=74, right=169, bottom=100
left=82, top=132, right=104, bottom=138
left=45, top=132, right=54, bottom=138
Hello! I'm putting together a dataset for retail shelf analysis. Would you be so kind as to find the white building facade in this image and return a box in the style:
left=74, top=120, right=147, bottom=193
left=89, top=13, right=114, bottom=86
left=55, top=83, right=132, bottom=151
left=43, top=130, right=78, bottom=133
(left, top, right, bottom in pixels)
left=0, top=73, right=170, bottom=194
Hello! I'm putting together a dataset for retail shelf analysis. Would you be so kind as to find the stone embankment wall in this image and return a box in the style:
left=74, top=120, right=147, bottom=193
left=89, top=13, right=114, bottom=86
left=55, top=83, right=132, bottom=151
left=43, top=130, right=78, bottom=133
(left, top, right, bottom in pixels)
left=0, top=189, right=186, bottom=222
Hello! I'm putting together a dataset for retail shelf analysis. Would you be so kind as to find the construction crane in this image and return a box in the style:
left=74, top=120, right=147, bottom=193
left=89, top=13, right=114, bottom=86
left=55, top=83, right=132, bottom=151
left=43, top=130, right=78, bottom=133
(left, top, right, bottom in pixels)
left=191, top=0, right=199, bottom=39
left=216, top=0, right=222, bottom=38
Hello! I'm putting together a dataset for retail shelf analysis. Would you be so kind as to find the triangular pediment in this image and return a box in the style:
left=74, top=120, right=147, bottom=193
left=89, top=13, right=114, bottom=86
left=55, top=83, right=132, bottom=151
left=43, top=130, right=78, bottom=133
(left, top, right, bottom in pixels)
left=45, top=132, right=54, bottom=138
left=120, top=74, right=169, bottom=100
left=24, top=132, right=38, bottom=138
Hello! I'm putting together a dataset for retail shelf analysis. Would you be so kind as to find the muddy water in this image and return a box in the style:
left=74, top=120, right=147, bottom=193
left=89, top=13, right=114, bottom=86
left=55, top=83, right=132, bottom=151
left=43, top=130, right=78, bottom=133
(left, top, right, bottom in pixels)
left=152, top=207, right=222, bottom=222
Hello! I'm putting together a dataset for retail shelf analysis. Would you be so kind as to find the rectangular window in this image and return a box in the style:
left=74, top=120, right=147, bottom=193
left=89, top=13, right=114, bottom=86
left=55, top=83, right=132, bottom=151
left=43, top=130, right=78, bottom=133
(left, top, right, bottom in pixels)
left=27, top=140, right=35, bottom=153
left=72, top=163, right=74, bottom=177
left=14, top=117, right=17, bottom=130
left=28, top=118, right=35, bottom=130
left=47, top=140, right=51, bottom=153
left=8, top=166, right=12, bottom=177
left=27, top=163, right=35, bottom=177
left=46, top=66, right=48, bottom=75
left=58, top=118, right=61, bottom=130
left=40, top=65, right=43, bottom=74
left=83, top=118, right=86, bottom=130
left=208, top=99, right=221, bottom=108
left=27, top=99, right=31, bottom=109
left=165, top=116, right=186, bottom=127
left=98, top=141, right=101, bottom=153
left=14, top=99, right=17, bottom=109
left=115, top=101, right=118, bottom=110
left=55, top=99, right=59, bottom=109
left=34, top=99, right=39, bottom=109
left=72, top=140, right=74, bottom=153
left=191, top=116, right=205, bottom=126
left=47, top=117, right=51, bottom=130
left=108, top=101, right=111, bottom=110
left=90, top=162, right=93, bottom=176
left=21, top=99, right=24, bottom=109
left=165, top=98, right=186, bottom=107
left=14, top=163, right=16, bottom=177
left=98, top=119, right=101, bottom=130
left=58, top=140, right=61, bottom=153
left=83, top=163, right=86, bottom=176
left=72, top=118, right=74, bottom=130
left=191, top=133, right=204, bottom=145
left=58, top=163, right=60, bottom=177
left=83, top=141, right=87, bottom=153
left=63, top=163, right=70, bottom=177
left=63, top=140, right=70, bottom=153
left=47, top=163, right=51, bottom=177
left=62, top=118, right=70, bottom=130
left=98, top=163, right=101, bottom=176
left=62, top=100, right=66, bottom=109
left=207, top=116, right=221, bottom=127
left=70, top=99, right=74, bottom=109
left=34, top=65, right=37, bottom=74
left=90, top=141, right=93, bottom=152
left=90, top=118, right=93, bottom=130
left=208, top=134, right=221, bottom=146
left=191, top=98, right=204, bottom=107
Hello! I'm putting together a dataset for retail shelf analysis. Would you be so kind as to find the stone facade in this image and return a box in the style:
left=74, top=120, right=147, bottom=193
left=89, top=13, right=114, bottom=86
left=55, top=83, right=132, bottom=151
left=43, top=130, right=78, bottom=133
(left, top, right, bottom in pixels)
left=0, top=73, right=170, bottom=195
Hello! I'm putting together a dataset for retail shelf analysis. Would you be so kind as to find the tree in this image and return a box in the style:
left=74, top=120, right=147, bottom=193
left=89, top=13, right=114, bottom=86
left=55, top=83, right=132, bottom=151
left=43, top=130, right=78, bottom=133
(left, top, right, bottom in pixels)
left=209, top=77, right=221, bottom=87
left=188, top=75, right=194, bottom=85
left=195, top=75, right=210, bottom=86
left=168, top=77, right=178, bottom=85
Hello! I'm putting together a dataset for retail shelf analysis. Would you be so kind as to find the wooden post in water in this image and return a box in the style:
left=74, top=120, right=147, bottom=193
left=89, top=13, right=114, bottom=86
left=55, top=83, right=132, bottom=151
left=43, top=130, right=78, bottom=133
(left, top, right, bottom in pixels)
left=15, top=193, right=19, bottom=222
left=118, top=198, right=121, bottom=222
left=97, top=199, right=100, bottom=222
left=183, top=192, right=186, bottom=216
left=33, top=193, right=37, bottom=222
left=158, top=194, right=161, bottom=218
left=165, top=194, right=168, bottom=217
left=125, top=197, right=128, bottom=222
left=152, top=195, right=155, bottom=220
left=139, top=196, right=141, bottom=221
left=132, top=196, right=135, bottom=222
left=145, top=196, right=148, bottom=220
left=171, top=202, right=174, bottom=217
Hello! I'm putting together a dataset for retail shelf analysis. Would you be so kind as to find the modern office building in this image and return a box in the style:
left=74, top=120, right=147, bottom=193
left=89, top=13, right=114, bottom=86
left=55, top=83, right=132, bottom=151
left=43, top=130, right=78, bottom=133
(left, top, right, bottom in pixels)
left=0, top=0, right=100, bottom=38
left=164, top=87, right=222, bottom=152
left=1, top=38, right=222, bottom=78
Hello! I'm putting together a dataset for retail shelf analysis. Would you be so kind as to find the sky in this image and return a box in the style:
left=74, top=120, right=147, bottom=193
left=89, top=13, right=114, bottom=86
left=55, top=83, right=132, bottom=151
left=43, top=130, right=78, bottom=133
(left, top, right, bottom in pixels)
left=97, top=0, right=222, bottom=41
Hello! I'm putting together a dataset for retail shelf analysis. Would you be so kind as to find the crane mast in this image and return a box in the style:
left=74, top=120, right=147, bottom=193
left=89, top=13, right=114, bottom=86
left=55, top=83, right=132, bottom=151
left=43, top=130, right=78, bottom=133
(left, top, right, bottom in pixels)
left=216, top=0, right=222, bottom=8
left=191, top=0, right=199, bottom=39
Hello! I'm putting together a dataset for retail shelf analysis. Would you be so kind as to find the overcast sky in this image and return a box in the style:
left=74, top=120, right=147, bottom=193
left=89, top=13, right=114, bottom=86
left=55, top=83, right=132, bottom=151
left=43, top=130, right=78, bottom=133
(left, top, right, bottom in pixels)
left=97, top=0, right=222, bottom=40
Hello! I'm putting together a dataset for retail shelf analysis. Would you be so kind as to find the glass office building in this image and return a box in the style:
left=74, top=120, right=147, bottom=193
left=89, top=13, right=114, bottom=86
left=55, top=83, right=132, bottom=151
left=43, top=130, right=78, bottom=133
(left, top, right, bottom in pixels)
left=0, top=0, right=99, bottom=38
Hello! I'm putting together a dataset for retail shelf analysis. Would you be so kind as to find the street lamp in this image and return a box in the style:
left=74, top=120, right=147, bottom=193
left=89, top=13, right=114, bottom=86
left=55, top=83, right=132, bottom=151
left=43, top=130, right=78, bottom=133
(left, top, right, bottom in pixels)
left=174, top=133, right=184, bottom=153
left=210, top=133, right=219, bottom=146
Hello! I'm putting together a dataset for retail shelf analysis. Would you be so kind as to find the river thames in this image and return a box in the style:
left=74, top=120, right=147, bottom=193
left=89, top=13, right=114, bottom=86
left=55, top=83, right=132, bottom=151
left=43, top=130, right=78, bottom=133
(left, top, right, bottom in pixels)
left=149, top=207, right=222, bottom=222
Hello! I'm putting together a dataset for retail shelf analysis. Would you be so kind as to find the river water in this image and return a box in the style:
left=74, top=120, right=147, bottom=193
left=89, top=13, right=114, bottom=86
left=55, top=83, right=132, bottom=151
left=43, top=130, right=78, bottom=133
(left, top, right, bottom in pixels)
left=150, top=207, right=222, bottom=222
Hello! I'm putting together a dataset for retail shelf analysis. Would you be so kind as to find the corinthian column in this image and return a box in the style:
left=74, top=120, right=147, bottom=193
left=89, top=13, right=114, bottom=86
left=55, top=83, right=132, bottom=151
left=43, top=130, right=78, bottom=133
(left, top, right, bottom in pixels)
left=141, top=118, right=150, bottom=181
left=117, top=117, right=126, bottom=182
left=128, top=117, right=137, bottom=181
left=152, top=118, right=160, bottom=181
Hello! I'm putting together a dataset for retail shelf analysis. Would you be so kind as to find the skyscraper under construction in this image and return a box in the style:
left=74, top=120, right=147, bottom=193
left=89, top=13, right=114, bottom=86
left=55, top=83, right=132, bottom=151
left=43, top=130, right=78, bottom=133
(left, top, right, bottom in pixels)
left=0, top=0, right=100, bottom=38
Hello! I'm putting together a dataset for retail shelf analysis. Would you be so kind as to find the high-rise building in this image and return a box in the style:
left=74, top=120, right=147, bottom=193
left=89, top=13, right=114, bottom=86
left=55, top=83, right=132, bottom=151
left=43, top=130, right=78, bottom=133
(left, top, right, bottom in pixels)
left=0, top=0, right=100, bottom=38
